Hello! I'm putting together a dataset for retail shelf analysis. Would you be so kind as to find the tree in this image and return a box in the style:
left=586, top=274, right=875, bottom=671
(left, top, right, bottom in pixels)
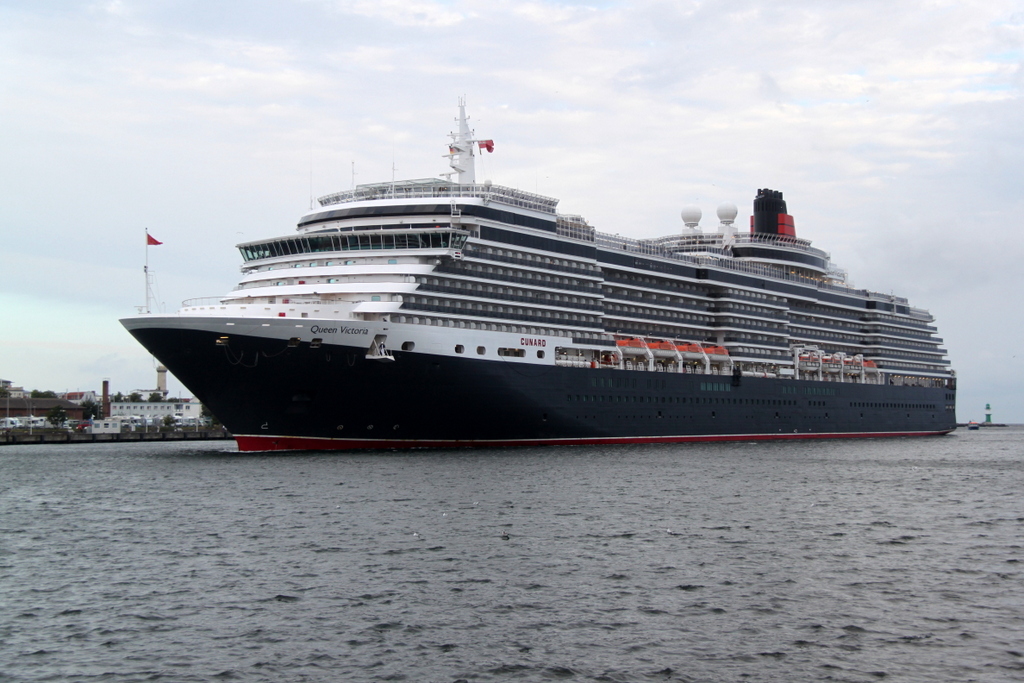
left=162, top=415, right=176, bottom=429
left=200, top=404, right=221, bottom=428
left=80, top=399, right=101, bottom=420
left=148, top=393, right=163, bottom=402
left=128, top=392, right=143, bottom=403
left=46, top=406, right=67, bottom=429
left=31, top=390, right=57, bottom=398
left=112, top=392, right=125, bottom=402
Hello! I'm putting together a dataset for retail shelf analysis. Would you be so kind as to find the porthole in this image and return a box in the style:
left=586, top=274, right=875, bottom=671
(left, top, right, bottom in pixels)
left=537, top=350, right=545, bottom=359
left=477, top=346, right=486, bottom=355
left=455, top=345, right=465, bottom=354
left=402, top=341, right=415, bottom=351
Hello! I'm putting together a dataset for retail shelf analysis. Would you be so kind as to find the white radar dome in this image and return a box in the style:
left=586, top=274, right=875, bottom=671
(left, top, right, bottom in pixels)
left=680, top=205, right=702, bottom=229
left=717, top=202, right=738, bottom=224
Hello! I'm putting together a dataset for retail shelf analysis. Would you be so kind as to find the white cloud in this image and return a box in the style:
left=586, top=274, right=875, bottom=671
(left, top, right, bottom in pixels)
left=319, top=0, right=465, bottom=27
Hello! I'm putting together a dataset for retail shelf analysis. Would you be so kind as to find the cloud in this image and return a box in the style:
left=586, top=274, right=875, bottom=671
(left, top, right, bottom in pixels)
left=317, top=0, right=465, bottom=27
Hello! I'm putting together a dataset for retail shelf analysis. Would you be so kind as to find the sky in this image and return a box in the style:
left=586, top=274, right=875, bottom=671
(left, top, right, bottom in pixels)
left=2, top=0, right=1022, bottom=422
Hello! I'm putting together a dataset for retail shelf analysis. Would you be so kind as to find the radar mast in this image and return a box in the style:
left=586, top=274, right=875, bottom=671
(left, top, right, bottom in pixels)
left=443, top=98, right=491, bottom=184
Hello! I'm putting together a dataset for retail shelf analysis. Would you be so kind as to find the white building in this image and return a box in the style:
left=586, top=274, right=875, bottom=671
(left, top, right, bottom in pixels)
left=108, top=398, right=205, bottom=424
left=61, top=390, right=100, bottom=404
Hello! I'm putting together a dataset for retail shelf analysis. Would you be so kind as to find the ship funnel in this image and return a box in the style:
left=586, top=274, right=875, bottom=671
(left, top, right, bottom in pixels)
left=752, top=188, right=796, bottom=237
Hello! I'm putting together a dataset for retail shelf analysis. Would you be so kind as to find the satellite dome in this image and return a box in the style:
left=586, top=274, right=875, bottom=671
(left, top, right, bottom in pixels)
left=717, top=202, right=738, bottom=224
left=680, top=205, right=702, bottom=228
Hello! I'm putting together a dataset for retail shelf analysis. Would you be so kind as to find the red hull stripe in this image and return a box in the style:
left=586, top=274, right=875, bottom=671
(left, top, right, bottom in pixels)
left=233, top=430, right=954, bottom=452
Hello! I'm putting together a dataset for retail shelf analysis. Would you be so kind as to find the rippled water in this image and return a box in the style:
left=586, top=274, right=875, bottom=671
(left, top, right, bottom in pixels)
left=2, top=429, right=1023, bottom=682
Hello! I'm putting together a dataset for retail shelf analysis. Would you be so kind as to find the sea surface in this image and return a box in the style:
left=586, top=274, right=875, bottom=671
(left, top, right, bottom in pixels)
left=1, top=429, right=1023, bottom=682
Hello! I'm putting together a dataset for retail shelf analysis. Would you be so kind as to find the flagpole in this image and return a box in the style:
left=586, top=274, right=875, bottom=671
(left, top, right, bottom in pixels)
left=145, top=228, right=151, bottom=314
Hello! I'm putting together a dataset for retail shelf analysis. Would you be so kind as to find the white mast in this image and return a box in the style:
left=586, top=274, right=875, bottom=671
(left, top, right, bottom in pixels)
left=444, top=97, right=479, bottom=184
left=144, top=229, right=154, bottom=314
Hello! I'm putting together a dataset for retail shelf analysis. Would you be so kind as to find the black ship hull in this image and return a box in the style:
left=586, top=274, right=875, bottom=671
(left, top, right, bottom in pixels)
left=127, top=325, right=956, bottom=452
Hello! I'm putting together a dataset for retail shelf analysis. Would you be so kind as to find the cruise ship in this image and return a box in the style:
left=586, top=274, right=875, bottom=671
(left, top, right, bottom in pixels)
left=121, top=102, right=957, bottom=451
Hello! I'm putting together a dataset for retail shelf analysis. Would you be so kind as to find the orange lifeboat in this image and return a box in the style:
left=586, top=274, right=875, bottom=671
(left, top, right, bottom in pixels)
left=702, top=346, right=730, bottom=357
left=615, top=337, right=649, bottom=356
left=647, top=340, right=678, bottom=358
left=676, top=343, right=705, bottom=360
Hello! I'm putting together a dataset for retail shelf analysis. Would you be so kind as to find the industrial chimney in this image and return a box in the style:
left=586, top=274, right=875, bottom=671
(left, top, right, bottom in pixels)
left=102, top=379, right=110, bottom=419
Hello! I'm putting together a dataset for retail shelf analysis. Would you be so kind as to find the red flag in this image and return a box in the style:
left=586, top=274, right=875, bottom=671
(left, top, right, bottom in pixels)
left=478, top=140, right=494, bottom=153
left=147, top=233, right=163, bottom=246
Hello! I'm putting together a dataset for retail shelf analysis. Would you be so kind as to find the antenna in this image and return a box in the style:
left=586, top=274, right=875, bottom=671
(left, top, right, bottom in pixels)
left=391, top=140, right=397, bottom=196
left=351, top=160, right=356, bottom=189
left=143, top=228, right=158, bottom=314
left=309, top=147, right=314, bottom=209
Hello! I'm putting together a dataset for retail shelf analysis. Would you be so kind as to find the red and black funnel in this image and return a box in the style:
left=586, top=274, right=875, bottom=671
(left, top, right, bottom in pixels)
left=751, top=188, right=796, bottom=237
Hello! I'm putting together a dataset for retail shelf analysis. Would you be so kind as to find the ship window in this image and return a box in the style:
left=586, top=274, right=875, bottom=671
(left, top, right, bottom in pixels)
left=388, top=259, right=398, bottom=264
left=371, top=296, right=381, bottom=302
left=455, top=345, right=464, bottom=354
left=402, top=342, right=415, bottom=351
left=477, top=346, right=486, bottom=355
left=537, top=350, right=545, bottom=359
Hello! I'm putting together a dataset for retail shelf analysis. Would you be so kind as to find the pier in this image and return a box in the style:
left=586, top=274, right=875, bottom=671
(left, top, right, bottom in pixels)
left=1, top=429, right=234, bottom=446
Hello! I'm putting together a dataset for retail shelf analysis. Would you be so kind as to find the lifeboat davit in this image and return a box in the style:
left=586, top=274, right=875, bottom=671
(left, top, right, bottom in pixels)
left=798, top=353, right=821, bottom=369
left=821, top=355, right=842, bottom=372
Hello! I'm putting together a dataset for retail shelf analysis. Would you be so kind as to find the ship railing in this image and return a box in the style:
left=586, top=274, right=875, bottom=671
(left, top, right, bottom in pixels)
left=182, top=297, right=329, bottom=309
left=181, top=297, right=228, bottom=308
left=417, top=282, right=604, bottom=311
left=317, top=180, right=559, bottom=214
left=647, top=233, right=832, bottom=261
left=459, top=248, right=602, bottom=279
left=433, top=264, right=602, bottom=295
